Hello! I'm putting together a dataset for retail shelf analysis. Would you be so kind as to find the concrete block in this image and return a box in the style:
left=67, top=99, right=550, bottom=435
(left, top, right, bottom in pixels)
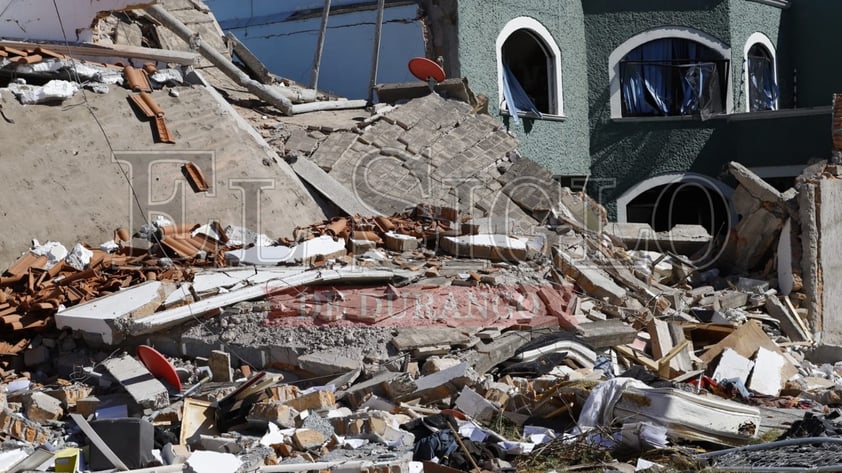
left=289, top=235, right=347, bottom=265
left=402, top=362, right=478, bottom=403
left=45, top=384, right=93, bottom=409
left=349, top=239, right=378, bottom=254
left=719, top=290, right=749, bottom=310
left=101, top=354, right=170, bottom=409
left=23, top=346, right=50, bottom=368
left=384, top=232, right=419, bottom=252
left=454, top=386, right=497, bottom=422
left=748, top=347, right=786, bottom=396
left=54, top=281, right=174, bottom=345
left=461, top=332, right=531, bottom=376
left=576, top=320, right=638, bottom=348
left=283, top=390, right=335, bottom=412
left=728, top=162, right=782, bottom=203
left=247, top=401, right=298, bottom=428
left=392, top=327, right=473, bottom=351
left=553, top=248, right=626, bottom=305
left=440, top=234, right=529, bottom=262
left=341, top=371, right=414, bottom=409
left=421, top=357, right=462, bottom=375
left=298, top=351, right=362, bottom=377
left=291, top=429, right=325, bottom=450
left=24, top=392, right=63, bottom=423
left=209, top=350, right=233, bottom=383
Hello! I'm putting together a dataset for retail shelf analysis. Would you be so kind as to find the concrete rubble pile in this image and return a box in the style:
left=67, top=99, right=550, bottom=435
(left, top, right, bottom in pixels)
left=4, top=2, right=842, bottom=472
left=1, top=159, right=842, bottom=472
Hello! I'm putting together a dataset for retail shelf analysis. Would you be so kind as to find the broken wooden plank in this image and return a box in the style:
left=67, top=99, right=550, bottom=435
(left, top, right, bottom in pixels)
left=613, top=345, right=659, bottom=372
left=657, top=339, right=690, bottom=379
left=0, top=40, right=198, bottom=65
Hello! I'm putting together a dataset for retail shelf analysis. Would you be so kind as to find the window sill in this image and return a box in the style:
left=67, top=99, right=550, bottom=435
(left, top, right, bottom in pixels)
left=500, top=110, right=567, bottom=122
left=727, top=106, right=831, bottom=121
left=611, top=114, right=728, bottom=123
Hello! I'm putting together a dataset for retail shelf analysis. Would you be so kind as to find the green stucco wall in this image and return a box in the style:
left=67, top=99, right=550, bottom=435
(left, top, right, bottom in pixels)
left=583, top=0, right=732, bottom=209
left=455, top=0, right=591, bottom=176
left=446, top=0, right=830, bottom=218
left=583, top=0, right=827, bottom=216
left=728, top=0, right=789, bottom=111
left=787, top=0, right=842, bottom=108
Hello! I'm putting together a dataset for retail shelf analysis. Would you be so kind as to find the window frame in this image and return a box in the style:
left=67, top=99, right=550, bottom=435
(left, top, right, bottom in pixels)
left=608, top=27, right=733, bottom=119
left=743, top=32, right=779, bottom=112
left=495, top=16, right=564, bottom=119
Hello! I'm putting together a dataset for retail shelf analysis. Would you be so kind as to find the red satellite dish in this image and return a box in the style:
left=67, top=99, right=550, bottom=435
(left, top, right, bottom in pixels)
left=408, top=57, right=445, bottom=83
left=137, top=345, right=182, bottom=393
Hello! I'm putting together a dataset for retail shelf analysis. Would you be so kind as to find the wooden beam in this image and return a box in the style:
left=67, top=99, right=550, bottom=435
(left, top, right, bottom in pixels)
left=0, top=40, right=197, bottom=65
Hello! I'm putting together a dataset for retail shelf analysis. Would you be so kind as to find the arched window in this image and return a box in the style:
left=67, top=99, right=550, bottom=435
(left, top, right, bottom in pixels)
left=608, top=27, right=732, bottom=118
left=744, top=33, right=778, bottom=112
left=496, top=17, right=563, bottom=120
left=619, top=38, right=728, bottom=117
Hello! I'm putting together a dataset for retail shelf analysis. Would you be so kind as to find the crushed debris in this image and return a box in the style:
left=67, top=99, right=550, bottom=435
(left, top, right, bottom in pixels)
left=1, top=1, right=842, bottom=472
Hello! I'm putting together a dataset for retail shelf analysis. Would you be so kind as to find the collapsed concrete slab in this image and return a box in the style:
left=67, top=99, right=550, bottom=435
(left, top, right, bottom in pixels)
left=55, top=281, right=175, bottom=345
left=605, top=223, right=712, bottom=256
left=101, top=354, right=169, bottom=410
left=439, top=234, right=529, bottom=262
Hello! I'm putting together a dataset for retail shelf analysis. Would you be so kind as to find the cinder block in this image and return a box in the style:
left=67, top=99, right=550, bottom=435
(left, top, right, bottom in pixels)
left=45, top=384, right=93, bottom=409
left=291, top=429, right=325, bottom=450
left=283, top=390, right=335, bottom=412
left=384, top=233, right=419, bottom=252
left=24, top=392, right=63, bottom=423
left=247, top=402, right=298, bottom=428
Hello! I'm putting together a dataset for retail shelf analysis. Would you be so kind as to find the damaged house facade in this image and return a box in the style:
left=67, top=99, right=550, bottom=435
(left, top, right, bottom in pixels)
left=419, top=0, right=837, bottom=233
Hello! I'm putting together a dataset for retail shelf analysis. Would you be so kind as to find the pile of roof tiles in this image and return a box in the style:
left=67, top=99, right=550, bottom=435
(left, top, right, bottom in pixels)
left=0, top=224, right=234, bottom=339
left=0, top=206, right=477, bottom=342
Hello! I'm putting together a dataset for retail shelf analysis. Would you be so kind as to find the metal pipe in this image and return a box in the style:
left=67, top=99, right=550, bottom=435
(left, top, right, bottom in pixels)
left=145, top=5, right=294, bottom=116
left=310, top=0, right=331, bottom=90
left=291, top=99, right=368, bottom=114
left=366, top=0, right=386, bottom=104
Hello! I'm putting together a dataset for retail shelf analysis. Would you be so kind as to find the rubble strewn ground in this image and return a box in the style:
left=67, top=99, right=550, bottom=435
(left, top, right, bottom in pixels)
left=5, top=2, right=842, bottom=473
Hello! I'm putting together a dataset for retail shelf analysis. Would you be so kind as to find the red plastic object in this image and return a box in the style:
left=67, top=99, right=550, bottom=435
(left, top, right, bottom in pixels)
left=408, top=57, right=445, bottom=83
left=137, top=345, right=182, bottom=393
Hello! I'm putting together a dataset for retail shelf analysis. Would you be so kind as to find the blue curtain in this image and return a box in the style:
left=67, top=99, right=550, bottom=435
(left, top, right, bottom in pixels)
left=749, top=55, right=778, bottom=111
left=502, top=64, right=542, bottom=124
left=621, top=52, right=654, bottom=115
left=640, top=40, right=671, bottom=114
left=622, top=38, right=724, bottom=116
